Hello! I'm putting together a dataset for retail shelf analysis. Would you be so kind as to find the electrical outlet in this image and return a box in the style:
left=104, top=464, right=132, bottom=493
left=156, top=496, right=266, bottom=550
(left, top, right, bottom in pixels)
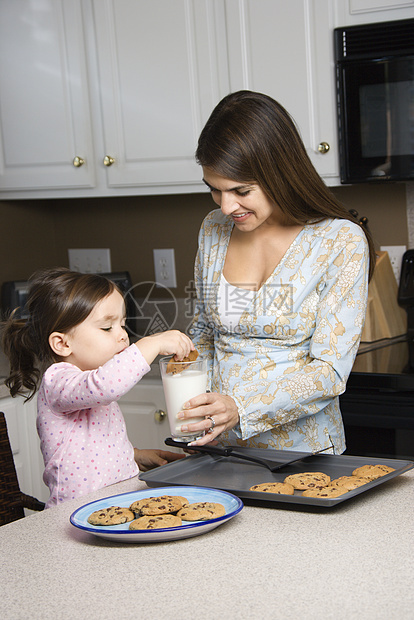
left=153, top=248, right=177, bottom=288
left=68, top=249, right=111, bottom=273
left=380, top=245, right=406, bottom=284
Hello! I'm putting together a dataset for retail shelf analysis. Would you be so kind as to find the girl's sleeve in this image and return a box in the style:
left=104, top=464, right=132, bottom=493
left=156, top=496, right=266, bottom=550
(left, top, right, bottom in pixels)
left=236, top=228, right=370, bottom=440
left=43, top=345, right=150, bottom=414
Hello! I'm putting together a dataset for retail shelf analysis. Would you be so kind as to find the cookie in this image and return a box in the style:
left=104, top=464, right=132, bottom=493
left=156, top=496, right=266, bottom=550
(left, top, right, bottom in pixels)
left=135, top=495, right=184, bottom=516
left=283, top=472, right=330, bottom=490
left=330, top=476, right=368, bottom=491
left=87, top=506, right=134, bottom=526
left=177, top=502, right=226, bottom=521
left=129, top=514, right=182, bottom=530
left=352, top=464, right=395, bottom=480
left=129, top=495, right=188, bottom=515
left=302, top=486, right=346, bottom=498
left=175, top=496, right=189, bottom=508
left=129, top=497, right=154, bottom=514
left=166, top=349, right=199, bottom=375
left=249, top=482, right=295, bottom=495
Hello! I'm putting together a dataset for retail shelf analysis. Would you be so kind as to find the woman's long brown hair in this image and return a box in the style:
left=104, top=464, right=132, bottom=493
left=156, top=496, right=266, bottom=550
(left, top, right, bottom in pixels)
left=196, top=90, right=376, bottom=280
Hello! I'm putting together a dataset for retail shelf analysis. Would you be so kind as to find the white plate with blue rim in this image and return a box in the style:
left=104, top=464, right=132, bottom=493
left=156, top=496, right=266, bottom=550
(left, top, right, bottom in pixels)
left=70, top=486, right=243, bottom=543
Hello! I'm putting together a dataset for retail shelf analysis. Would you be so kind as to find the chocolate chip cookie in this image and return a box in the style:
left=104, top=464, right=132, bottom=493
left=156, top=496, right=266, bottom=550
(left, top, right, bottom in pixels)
left=283, top=472, right=330, bottom=490
left=177, top=502, right=226, bottom=521
left=87, top=506, right=135, bottom=526
left=352, top=464, right=395, bottom=480
left=249, top=482, right=295, bottom=495
left=129, top=514, right=182, bottom=530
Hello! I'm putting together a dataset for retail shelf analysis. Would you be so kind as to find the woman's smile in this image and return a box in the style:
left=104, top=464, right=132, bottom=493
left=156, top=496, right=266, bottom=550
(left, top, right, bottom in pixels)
left=232, top=211, right=251, bottom=223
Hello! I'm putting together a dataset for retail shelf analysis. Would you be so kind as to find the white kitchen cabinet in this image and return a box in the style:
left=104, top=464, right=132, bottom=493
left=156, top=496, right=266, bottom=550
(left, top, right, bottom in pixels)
left=0, top=0, right=229, bottom=199
left=92, top=0, right=229, bottom=191
left=334, top=0, right=414, bottom=25
left=119, top=377, right=180, bottom=453
left=2, top=1, right=413, bottom=199
left=1, top=395, right=49, bottom=506
left=0, top=0, right=96, bottom=193
left=224, top=0, right=341, bottom=183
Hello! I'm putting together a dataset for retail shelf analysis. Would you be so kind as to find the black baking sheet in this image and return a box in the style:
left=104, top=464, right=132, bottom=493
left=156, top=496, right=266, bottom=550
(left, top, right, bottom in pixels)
left=139, top=448, right=413, bottom=508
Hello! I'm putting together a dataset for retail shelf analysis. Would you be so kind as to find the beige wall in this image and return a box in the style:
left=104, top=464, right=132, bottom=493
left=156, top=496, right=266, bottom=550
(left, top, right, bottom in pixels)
left=0, top=181, right=408, bottom=298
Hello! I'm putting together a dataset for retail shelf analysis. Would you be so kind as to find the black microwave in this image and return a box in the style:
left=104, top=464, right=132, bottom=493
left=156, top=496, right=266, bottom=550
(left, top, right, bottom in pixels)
left=334, top=18, right=414, bottom=184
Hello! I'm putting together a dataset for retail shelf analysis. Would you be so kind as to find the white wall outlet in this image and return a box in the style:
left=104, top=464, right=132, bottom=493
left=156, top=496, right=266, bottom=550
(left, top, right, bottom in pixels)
left=380, top=245, right=406, bottom=284
left=68, top=248, right=111, bottom=273
left=153, top=248, right=177, bottom=288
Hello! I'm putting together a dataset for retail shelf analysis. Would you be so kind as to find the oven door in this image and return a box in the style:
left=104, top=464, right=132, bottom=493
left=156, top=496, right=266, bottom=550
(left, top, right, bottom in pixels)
left=336, top=55, right=414, bottom=184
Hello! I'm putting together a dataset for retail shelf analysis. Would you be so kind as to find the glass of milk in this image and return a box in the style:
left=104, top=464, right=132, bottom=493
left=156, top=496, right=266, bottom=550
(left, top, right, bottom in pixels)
left=159, top=356, right=207, bottom=442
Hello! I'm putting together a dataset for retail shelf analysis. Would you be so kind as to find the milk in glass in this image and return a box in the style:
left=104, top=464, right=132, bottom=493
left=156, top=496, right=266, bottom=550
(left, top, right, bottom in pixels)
left=160, top=357, right=207, bottom=442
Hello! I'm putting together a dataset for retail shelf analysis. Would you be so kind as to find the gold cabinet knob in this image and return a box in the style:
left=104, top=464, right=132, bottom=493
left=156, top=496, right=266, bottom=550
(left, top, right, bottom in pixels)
left=103, top=155, right=115, bottom=166
left=73, top=156, right=85, bottom=167
left=318, top=142, right=330, bottom=154
left=154, top=409, right=167, bottom=423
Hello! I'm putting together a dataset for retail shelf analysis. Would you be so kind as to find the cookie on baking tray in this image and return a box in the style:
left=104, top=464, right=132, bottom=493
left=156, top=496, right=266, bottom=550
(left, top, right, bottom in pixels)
left=352, top=464, right=395, bottom=480
left=87, top=506, right=134, bottom=526
left=129, top=495, right=188, bottom=516
left=302, top=486, right=346, bottom=498
left=129, top=514, right=182, bottom=530
left=330, top=476, right=368, bottom=491
left=177, top=502, right=226, bottom=521
left=283, top=472, right=330, bottom=490
left=249, top=482, right=295, bottom=495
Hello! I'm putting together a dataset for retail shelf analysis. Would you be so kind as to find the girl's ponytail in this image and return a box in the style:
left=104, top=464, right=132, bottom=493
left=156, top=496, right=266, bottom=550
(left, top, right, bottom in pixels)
left=2, top=312, right=40, bottom=400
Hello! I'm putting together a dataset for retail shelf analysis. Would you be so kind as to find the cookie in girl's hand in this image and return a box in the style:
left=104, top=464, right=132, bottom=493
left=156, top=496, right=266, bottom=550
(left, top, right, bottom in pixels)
left=166, top=349, right=199, bottom=374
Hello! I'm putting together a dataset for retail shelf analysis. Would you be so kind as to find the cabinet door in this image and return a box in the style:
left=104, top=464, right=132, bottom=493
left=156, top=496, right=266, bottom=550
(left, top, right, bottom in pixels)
left=336, top=0, right=414, bottom=24
left=225, top=0, right=339, bottom=180
left=92, top=0, right=229, bottom=189
left=2, top=396, right=48, bottom=505
left=119, top=381, right=180, bottom=452
left=0, top=0, right=95, bottom=191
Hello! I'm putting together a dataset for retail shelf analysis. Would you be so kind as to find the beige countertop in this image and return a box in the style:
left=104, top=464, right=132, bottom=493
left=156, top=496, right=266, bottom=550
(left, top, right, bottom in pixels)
left=0, top=469, right=413, bottom=619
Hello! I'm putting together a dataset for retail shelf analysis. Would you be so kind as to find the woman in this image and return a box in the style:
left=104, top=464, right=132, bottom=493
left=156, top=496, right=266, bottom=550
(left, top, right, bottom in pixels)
left=178, top=90, right=375, bottom=455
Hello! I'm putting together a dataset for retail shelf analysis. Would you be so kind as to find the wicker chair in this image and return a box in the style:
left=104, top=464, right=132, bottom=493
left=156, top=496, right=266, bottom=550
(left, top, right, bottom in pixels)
left=0, top=411, right=45, bottom=526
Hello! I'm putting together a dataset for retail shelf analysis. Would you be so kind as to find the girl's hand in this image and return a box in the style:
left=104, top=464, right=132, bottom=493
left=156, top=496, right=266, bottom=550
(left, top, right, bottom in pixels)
left=135, top=330, right=194, bottom=365
left=134, top=448, right=186, bottom=472
left=177, top=392, right=239, bottom=445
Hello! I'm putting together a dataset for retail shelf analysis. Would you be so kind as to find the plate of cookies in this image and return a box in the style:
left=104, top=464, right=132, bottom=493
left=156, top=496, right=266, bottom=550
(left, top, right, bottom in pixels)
left=69, top=486, right=243, bottom=542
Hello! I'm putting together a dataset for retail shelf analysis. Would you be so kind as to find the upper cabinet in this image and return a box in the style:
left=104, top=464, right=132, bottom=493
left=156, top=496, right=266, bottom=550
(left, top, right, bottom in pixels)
left=1, top=0, right=413, bottom=198
left=334, top=0, right=414, bottom=25
left=92, top=0, right=229, bottom=191
left=0, top=0, right=229, bottom=198
left=224, top=0, right=340, bottom=181
left=0, top=0, right=96, bottom=192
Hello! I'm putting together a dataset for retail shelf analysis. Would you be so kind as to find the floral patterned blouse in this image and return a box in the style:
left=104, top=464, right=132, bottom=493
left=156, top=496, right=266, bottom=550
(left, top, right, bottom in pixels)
left=189, top=209, right=369, bottom=454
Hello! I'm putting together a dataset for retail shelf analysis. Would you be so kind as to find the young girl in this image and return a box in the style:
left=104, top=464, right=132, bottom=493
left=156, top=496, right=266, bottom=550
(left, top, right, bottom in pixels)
left=1, top=267, right=194, bottom=508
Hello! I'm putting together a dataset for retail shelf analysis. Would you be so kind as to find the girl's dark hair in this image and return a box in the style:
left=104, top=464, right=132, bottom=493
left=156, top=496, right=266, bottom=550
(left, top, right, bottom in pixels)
left=196, top=90, right=376, bottom=279
left=1, top=268, right=118, bottom=400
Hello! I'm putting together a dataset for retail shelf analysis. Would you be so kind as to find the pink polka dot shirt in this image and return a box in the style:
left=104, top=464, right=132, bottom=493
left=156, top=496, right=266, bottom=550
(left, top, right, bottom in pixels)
left=37, top=344, right=150, bottom=508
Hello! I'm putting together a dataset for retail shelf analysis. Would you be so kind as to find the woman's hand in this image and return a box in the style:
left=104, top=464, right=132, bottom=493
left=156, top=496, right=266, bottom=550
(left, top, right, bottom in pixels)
left=177, top=392, right=239, bottom=445
left=134, top=448, right=186, bottom=472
